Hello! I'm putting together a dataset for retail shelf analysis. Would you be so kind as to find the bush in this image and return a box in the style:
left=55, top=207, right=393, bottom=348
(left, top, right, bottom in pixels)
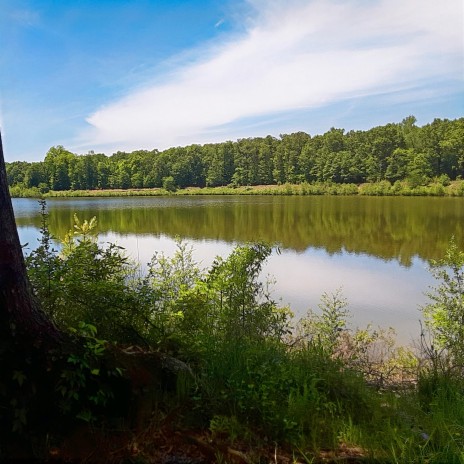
left=422, top=238, right=464, bottom=366
left=26, top=205, right=147, bottom=344
left=162, top=176, right=177, bottom=192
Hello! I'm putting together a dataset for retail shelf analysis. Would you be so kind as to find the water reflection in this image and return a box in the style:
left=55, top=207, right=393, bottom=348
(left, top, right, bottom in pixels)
left=13, top=196, right=464, bottom=343
left=14, top=196, right=464, bottom=266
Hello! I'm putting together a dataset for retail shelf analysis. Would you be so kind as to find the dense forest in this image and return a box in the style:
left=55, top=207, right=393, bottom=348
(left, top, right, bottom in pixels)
left=6, top=117, right=464, bottom=193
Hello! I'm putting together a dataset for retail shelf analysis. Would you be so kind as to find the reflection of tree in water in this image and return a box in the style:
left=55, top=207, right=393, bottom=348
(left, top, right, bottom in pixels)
left=15, top=196, right=464, bottom=268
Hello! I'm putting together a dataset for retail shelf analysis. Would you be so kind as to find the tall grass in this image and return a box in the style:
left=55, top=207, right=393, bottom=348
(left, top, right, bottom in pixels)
left=10, top=180, right=464, bottom=198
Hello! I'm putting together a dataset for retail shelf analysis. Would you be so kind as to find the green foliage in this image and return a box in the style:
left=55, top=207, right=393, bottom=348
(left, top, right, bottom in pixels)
left=162, top=175, right=177, bottom=192
left=7, top=118, right=464, bottom=197
left=422, top=238, right=464, bottom=365
left=297, top=290, right=419, bottom=389
left=298, top=288, right=349, bottom=354
left=203, top=243, right=291, bottom=341
left=141, top=241, right=292, bottom=360
left=26, top=205, right=147, bottom=343
left=194, top=334, right=377, bottom=450
left=337, top=325, right=419, bottom=391
left=144, top=238, right=202, bottom=345
left=57, top=322, right=123, bottom=423
left=209, top=415, right=250, bottom=443
left=25, top=199, right=62, bottom=318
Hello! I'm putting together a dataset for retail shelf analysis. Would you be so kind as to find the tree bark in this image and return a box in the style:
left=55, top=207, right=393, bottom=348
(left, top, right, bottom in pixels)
left=0, top=131, right=70, bottom=458
left=0, top=130, right=63, bottom=347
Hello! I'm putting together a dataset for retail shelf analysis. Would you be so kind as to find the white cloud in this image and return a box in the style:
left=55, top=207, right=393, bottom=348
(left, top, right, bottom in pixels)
left=81, top=0, right=463, bottom=153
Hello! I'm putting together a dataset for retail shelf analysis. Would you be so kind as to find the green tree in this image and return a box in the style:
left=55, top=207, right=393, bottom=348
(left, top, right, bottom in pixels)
left=24, top=162, right=48, bottom=189
left=115, top=159, right=131, bottom=189
left=408, top=151, right=433, bottom=186
left=149, top=151, right=172, bottom=188
left=385, top=148, right=414, bottom=182
left=235, top=138, right=259, bottom=185
left=365, top=124, right=405, bottom=181
left=205, top=243, right=289, bottom=341
left=96, top=160, right=111, bottom=189
left=401, top=115, right=419, bottom=149
left=205, top=145, right=225, bottom=187
left=299, top=143, right=318, bottom=182
left=6, top=161, right=30, bottom=186
left=439, top=119, right=464, bottom=179
left=280, top=132, right=309, bottom=183
left=162, top=175, right=177, bottom=192
left=298, top=288, right=349, bottom=354
left=272, top=144, right=286, bottom=184
left=257, top=136, right=276, bottom=185
left=44, top=146, right=75, bottom=190
left=171, top=145, right=205, bottom=188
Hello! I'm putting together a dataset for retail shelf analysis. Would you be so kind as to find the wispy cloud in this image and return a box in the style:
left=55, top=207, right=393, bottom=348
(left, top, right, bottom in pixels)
left=82, top=0, right=463, bottom=153
left=214, top=18, right=225, bottom=28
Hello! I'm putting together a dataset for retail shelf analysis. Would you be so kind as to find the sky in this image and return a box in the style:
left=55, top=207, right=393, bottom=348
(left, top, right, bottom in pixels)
left=1, top=0, right=463, bottom=162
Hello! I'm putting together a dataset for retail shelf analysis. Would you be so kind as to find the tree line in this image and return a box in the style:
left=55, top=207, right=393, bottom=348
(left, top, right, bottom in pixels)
left=6, top=116, right=464, bottom=192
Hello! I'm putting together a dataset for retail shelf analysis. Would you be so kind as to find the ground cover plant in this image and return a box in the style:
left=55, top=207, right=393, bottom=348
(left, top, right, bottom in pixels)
left=4, top=202, right=464, bottom=463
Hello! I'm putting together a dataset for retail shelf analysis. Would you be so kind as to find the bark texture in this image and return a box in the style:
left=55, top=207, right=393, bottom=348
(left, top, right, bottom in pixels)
left=0, top=131, right=68, bottom=458
left=0, top=131, right=62, bottom=346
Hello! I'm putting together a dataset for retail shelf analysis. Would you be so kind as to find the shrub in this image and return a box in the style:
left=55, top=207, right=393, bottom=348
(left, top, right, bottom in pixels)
left=422, top=238, right=464, bottom=366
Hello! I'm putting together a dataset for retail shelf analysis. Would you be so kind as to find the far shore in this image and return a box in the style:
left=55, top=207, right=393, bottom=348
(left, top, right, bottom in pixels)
left=9, top=179, right=464, bottom=198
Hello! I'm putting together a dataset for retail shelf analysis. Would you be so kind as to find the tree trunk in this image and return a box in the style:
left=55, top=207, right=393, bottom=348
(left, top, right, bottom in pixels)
left=0, top=131, right=72, bottom=459
left=0, top=131, right=63, bottom=347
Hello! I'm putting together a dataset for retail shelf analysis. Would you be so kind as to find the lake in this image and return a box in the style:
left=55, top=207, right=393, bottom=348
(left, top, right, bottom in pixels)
left=12, top=195, right=464, bottom=344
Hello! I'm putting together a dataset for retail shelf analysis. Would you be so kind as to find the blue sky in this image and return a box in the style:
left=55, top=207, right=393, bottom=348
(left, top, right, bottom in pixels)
left=1, top=0, right=463, bottom=162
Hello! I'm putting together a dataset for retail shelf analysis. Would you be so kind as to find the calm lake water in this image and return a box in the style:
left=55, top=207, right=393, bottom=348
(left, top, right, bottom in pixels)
left=12, top=195, right=464, bottom=344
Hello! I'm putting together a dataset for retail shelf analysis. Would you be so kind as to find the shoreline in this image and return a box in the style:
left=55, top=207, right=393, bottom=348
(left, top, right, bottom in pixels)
left=9, top=180, right=464, bottom=198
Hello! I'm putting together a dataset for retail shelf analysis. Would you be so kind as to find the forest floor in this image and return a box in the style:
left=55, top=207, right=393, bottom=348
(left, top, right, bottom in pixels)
left=49, top=423, right=370, bottom=464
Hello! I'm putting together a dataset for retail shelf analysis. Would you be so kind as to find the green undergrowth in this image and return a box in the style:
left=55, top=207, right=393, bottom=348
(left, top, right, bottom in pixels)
left=9, top=179, right=464, bottom=198
left=8, top=201, right=464, bottom=462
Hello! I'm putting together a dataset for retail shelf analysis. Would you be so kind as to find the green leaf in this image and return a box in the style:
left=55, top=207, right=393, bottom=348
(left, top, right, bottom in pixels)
left=12, top=370, right=26, bottom=387
left=76, top=409, right=95, bottom=423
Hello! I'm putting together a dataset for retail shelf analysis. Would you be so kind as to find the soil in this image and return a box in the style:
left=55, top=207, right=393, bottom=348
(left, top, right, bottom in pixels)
left=43, top=424, right=370, bottom=464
